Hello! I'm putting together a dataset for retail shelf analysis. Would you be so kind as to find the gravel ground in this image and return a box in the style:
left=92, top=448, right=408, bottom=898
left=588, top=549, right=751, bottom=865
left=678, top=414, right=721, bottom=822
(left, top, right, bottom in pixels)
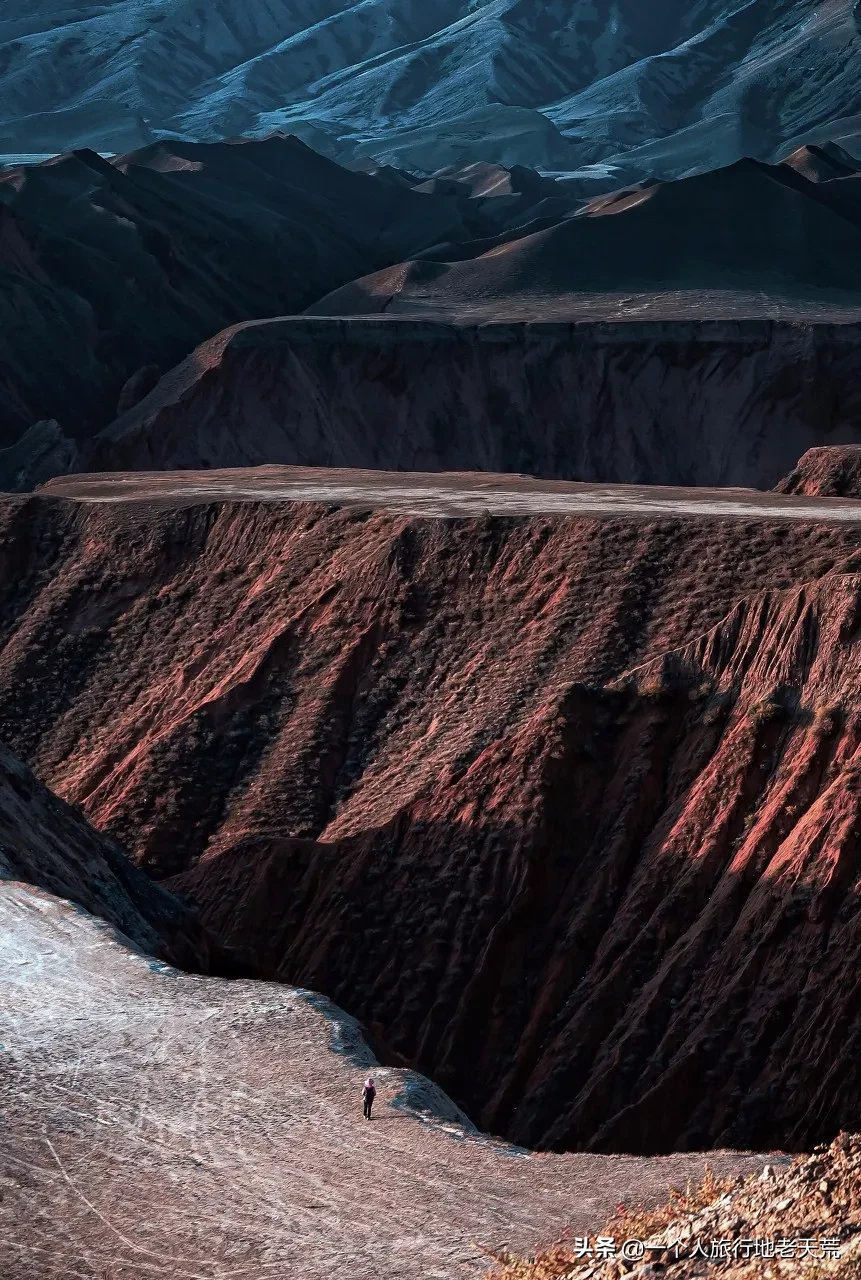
left=491, top=1135, right=861, bottom=1278
left=0, top=879, right=778, bottom=1280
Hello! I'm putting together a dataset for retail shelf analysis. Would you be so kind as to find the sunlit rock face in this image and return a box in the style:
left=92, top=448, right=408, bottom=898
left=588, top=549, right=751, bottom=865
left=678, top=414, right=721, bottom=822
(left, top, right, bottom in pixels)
left=1, top=485, right=861, bottom=1155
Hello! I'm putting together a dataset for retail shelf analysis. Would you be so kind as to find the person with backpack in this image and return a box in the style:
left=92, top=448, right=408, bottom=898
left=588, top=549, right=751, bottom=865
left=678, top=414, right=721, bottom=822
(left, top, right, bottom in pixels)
left=362, top=1077, right=376, bottom=1120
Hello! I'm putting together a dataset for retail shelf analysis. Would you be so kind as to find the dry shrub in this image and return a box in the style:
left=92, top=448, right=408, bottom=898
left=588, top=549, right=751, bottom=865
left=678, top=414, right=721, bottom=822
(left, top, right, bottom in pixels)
left=747, top=697, right=785, bottom=728
left=480, top=1232, right=586, bottom=1280
left=639, top=672, right=667, bottom=699
left=812, top=702, right=842, bottom=734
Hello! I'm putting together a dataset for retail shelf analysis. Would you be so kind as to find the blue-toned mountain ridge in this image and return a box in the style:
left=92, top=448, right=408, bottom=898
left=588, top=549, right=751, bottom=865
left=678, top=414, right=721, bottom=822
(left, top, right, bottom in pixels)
left=1, top=0, right=860, bottom=176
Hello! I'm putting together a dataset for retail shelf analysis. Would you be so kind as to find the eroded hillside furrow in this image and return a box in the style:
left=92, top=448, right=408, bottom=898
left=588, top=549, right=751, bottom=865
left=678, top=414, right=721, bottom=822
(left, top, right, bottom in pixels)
left=0, top=737, right=238, bottom=977
left=777, top=443, right=861, bottom=498
left=0, top=494, right=860, bottom=1153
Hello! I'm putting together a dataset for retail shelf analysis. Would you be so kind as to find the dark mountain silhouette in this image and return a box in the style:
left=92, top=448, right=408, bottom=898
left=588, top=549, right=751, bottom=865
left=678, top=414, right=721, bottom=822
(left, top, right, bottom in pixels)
left=0, top=136, right=475, bottom=445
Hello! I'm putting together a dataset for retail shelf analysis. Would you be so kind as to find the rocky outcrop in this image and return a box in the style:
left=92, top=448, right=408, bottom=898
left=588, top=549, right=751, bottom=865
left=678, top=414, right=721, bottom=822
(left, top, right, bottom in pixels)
left=496, top=1133, right=861, bottom=1278
left=0, top=738, right=226, bottom=973
left=777, top=445, right=861, bottom=498
left=0, top=490, right=859, bottom=1152
left=88, top=317, right=861, bottom=489
left=174, top=575, right=861, bottom=1155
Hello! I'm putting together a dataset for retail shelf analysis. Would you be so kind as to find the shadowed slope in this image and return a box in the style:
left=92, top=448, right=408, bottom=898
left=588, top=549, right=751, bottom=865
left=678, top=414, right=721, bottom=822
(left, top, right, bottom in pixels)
left=7, top=149, right=861, bottom=488
left=174, top=573, right=861, bottom=1154
left=0, top=136, right=470, bottom=445
left=0, top=738, right=222, bottom=973
left=310, top=161, right=861, bottom=318
left=80, top=314, right=861, bottom=490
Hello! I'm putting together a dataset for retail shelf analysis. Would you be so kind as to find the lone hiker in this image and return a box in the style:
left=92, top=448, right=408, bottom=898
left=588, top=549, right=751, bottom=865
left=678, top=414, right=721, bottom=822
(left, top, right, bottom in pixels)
left=362, top=1077, right=376, bottom=1120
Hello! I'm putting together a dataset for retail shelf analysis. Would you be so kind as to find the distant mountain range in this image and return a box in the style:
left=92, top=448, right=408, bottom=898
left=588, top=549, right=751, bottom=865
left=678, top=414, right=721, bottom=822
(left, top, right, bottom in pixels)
left=312, top=154, right=861, bottom=320
left=2, top=1, right=861, bottom=179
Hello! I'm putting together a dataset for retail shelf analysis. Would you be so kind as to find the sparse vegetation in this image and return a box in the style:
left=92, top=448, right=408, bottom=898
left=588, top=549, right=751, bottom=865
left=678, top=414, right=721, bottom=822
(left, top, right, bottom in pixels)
left=483, top=1136, right=861, bottom=1280
left=812, top=702, right=843, bottom=734
left=482, top=1167, right=738, bottom=1279
left=639, top=671, right=669, bottom=699
left=747, top=696, right=786, bottom=728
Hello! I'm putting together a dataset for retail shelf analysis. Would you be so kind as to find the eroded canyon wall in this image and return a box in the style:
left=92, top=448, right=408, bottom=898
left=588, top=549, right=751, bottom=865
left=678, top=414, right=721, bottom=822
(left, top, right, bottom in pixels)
left=89, top=319, right=861, bottom=489
left=0, top=494, right=859, bottom=1151
left=0, top=737, right=227, bottom=974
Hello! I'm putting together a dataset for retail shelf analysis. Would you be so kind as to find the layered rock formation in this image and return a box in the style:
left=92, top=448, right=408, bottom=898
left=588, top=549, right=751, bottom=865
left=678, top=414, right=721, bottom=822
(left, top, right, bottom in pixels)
left=311, top=160, right=861, bottom=319
left=5, top=145, right=861, bottom=489
left=5, top=144, right=861, bottom=489
left=173, top=572, right=861, bottom=1155
left=0, top=485, right=860, bottom=1152
left=86, top=317, right=861, bottom=489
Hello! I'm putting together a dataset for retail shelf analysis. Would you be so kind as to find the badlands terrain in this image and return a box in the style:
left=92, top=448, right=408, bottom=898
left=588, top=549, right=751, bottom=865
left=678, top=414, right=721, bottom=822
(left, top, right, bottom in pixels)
left=1, top=851, right=771, bottom=1280
left=0, top=467, right=857, bottom=1181
left=3, top=4, right=861, bottom=1275
left=6, top=139, right=861, bottom=489
left=0, top=136, right=487, bottom=450
left=0, top=481, right=796, bottom=1280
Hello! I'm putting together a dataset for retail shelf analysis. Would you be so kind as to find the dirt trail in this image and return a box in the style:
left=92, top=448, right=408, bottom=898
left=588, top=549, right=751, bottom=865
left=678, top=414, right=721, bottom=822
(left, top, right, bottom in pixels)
left=0, top=881, right=773, bottom=1280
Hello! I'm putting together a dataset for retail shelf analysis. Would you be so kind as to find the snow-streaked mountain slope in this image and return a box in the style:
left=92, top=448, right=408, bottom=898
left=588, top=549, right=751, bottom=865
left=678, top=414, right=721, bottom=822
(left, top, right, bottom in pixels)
left=1, top=1, right=860, bottom=178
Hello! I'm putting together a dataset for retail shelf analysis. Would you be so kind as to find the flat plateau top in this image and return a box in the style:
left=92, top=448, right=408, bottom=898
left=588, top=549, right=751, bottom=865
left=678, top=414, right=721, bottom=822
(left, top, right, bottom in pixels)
left=308, top=290, right=861, bottom=325
left=36, top=466, right=861, bottom=523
